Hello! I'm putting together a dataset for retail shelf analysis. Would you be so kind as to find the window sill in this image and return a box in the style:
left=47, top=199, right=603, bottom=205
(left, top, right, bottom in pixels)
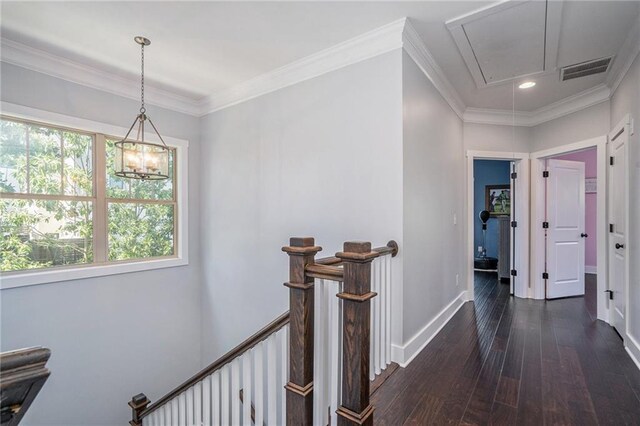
left=0, top=257, right=188, bottom=290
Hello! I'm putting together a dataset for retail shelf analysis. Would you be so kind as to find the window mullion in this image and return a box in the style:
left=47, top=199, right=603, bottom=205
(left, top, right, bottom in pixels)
left=94, top=134, right=108, bottom=263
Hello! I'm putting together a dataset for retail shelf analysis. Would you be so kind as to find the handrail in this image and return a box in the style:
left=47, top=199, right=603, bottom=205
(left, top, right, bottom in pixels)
left=313, top=240, right=398, bottom=266
left=139, top=311, right=290, bottom=419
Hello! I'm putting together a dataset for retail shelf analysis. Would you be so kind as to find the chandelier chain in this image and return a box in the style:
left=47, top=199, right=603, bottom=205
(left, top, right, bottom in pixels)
left=140, top=42, right=145, bottom=114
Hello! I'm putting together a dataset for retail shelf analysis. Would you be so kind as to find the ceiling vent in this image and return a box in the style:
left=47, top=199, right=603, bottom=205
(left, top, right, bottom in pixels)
left=560, top=57, right=613, bottom=81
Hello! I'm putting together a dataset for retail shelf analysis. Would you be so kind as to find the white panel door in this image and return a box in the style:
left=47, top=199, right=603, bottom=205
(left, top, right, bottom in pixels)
left=546, top=159, right=586, bottom=299
left=608, top=123, right=628, bottom=336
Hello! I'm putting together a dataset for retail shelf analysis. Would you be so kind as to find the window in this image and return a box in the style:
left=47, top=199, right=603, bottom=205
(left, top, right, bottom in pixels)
left=0, top=113, right=186, bottom=286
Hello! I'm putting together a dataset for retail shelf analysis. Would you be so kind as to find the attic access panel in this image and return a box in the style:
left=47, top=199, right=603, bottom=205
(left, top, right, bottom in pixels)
left=447, top=0, right=563, bottom=88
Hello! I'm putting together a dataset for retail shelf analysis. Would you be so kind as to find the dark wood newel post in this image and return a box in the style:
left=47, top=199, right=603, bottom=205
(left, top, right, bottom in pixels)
left=128, top=393, right=149, bottom=426
left=282, top=237, right=322, bottom=425
left=336, top=241, right=378, bottom=426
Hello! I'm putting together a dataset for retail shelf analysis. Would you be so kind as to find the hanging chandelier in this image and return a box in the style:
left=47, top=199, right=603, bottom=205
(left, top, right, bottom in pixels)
left=114, top=36, right=169, bottom=180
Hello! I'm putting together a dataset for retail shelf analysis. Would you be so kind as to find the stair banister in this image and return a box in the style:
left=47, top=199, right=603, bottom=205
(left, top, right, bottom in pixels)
left=335, top=241, right=378, bottom=426
left=282, top=237, right=322, bottom=425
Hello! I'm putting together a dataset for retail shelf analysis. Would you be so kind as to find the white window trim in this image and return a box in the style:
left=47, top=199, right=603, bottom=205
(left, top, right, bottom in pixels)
left=0, top=101, right=189, bottom=289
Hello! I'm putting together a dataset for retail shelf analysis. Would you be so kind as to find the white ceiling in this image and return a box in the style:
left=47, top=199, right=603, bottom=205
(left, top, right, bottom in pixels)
left=1, top=1, right=639, bottom=113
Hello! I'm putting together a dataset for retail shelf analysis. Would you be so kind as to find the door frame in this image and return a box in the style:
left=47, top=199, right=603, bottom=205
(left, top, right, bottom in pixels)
left=466, top=150, right=530, bottom=301
left=607, top=115, right=632, bottom=339
left=530, top=136, right=609, bottom=319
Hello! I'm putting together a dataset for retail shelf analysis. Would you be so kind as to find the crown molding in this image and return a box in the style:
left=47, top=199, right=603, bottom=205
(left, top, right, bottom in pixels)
left=201, top=18, right=407, bottom=116
left=607, top=14, right=640, bottom=96
left=401, top=19, right=466, bottom=119
left=464, top=84, right=611, bottom=127
left=1, top=38, right=203, bottom=117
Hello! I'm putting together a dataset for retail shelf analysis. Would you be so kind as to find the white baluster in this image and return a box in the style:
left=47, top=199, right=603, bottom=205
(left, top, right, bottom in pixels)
left=232, top=359, right=241, bottom=425
left=242, top=351, right=252, bottom=426
left=159, top=407, right=166, bottom=426
left=376, top=257, right=383, bottom=376
left=171, top=397, right=179, bottom=425
left=266, top=334, right=277, bottom=425
left=221, top=366, right=230, bottom=425
left=195, top=381, right=202, bottom=426
left=329, top=279, right=340, bottom=426
left=187, top=387, right=194, bottom=426
left=179, top=392, right=187, bottom=426
left=279, top=325, right=288, bottom=424
left=370, top=260, right=377, bottom=381
left=380, top=255, right=387, bottom=370
left=212, top=371, right=221, bottom=425
left=203, top=376, right=211, bottom=426
left=313, top=279, right=325, bottom=425
left=254, top=342, right=264, bottom=426
left=386, top=254, right=392, bottom=364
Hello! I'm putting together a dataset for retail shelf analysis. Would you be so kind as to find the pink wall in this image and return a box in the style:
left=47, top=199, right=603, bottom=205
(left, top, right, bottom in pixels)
left=553, top=148, right=597, bottom=270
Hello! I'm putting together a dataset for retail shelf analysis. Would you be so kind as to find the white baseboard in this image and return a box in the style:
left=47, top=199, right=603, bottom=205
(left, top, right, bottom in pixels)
left=585, top=265, right=597, bottom=274
left=625, top=332, right=640, bottom=372
left=391, top=291, right=468, bottom=368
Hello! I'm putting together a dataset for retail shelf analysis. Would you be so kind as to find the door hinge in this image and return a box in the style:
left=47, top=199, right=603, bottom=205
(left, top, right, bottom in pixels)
left=610, top=224, right=615, bottom=233
left=543, top=221, right=549, bottom=229
left=605, top=290, right=613, bottom=300
left=543, top=171, right=549, bottom=178
left=610, top=156, right=615, bottom=166
left=511, top=221, right=518, bottom=228
left=511, top=172, right=518, bottom=179
left=511, top=269, right=518, bottom=277
left=542, top=272, right=549, bottom=280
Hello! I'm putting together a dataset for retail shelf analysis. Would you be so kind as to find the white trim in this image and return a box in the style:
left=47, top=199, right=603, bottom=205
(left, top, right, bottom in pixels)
left=0, top=39, right=203, bottom=117
left=0, top=102, right=190, bottom=290
left=391, top=291, right=467, bottom=368
left=530, top=136, right=608, bottom=318
left=607, top=15, right=640, bottom=96
left=402, top=19, right=465, bottom=119
left=625, top=333, right=640, bottom=372
left=585, top=265, right=597, bottom=275
left=466, top=150, right=530, bottom=300
left=201, top=18, right=407, bottom=115
left=464, top=84, right=611, bottom=127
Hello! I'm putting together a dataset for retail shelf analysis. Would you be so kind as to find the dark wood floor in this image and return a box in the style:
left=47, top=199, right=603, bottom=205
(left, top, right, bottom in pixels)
left=372, top=272, right=640, bottom=425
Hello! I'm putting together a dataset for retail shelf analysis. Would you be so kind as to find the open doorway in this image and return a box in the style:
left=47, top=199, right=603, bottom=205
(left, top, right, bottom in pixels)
left=466, top=151, right=529, bottom=301
left=473, top=160, right=513, bottom=296
left=543, top=148, right=598, bottom=314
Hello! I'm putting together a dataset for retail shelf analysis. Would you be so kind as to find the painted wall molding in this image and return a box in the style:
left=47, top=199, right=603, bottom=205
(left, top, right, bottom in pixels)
left=401, top=19, right=466, bottom=119
left=202, top=18, right=407, bottom=115
left=464, top=84, right=612, bottom=127
left=391, top=291, right=468, bottom=368
left=2, top=15, right=637, bottom=123
left=0, top=38, right=203, bottom=117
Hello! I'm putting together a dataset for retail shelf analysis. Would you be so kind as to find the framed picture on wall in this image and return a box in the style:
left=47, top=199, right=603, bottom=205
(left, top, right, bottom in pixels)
left=585, top=177, right=597, bottom=193
left=485, top=185, right=511, bottom=216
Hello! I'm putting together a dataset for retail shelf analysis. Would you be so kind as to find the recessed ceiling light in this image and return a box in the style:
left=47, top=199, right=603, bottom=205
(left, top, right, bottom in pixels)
left=519, top=81, right=536, bottom=89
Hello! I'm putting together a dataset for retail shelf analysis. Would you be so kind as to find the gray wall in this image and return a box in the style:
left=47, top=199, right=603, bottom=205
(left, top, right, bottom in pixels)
left=0, top=63, right=202, bottom=425
left=610, top=51, right=640, bottom=355
left=401, top=52, right=465, bottom=342
left=198, top=50, right=404, bottom=362
left=464, top=122, right=532, bottom=153
left=531, top=101, right=611, bottom=152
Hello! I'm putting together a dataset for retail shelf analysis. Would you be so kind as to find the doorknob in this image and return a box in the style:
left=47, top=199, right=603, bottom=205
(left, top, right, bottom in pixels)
left=581, top=233, right=588, bottom=238
left=615, top=243, right=625, bottom=249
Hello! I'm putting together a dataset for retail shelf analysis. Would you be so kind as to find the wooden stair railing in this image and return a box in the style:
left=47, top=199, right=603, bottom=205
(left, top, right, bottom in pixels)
left=130, top=237, right=398, bottom=426
left=1, top=347, right=51, bottom=426
left=130, top=312, right=290, bottom=425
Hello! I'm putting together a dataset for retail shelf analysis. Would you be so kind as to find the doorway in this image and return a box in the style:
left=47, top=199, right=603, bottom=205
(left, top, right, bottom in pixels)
left=531, top=135, right=609, bottom=320
left=472, top=159, right=513, bottom=296
left=543, top=149, right=597, bottom=306
left=466, top=151, right=530, bottom=301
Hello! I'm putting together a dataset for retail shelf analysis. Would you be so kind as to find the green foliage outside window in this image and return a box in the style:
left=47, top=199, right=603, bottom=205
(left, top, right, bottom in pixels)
left=0, top=118, right=176, bottom=273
